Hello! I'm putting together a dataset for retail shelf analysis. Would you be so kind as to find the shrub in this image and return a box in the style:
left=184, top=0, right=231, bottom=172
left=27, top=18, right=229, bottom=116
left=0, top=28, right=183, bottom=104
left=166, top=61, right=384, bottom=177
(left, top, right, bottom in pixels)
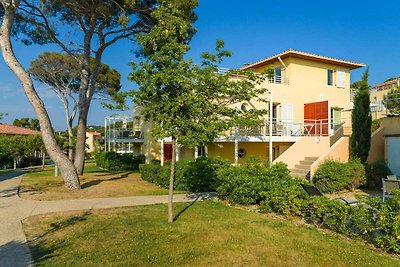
left=210, top=155, right=400, bottom=253
left=346, top=159, right=366, bottom=191
left=140, top=157, right=229, bottom=192
left=216, top=162, right=293, bottom=205
left=302, top=196, right=351, bottom=234
left=312, top=160, right=366, bottom=193
left=313, top=161, right=350, bottom=193
left=260, top=178, right=308, bottom=216
left=366, top=160, right=391, bottom=189
left=95, top=151, right=145, bottom=171
left=367, top=190, right=400, bottom=253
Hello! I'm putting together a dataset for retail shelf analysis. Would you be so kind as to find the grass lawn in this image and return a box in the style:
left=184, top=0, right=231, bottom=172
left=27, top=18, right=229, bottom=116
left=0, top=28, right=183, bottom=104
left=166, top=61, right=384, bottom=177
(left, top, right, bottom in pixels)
left=23, top=201, right=400, bottom=266
left=19, top=163, right=177, bottom=200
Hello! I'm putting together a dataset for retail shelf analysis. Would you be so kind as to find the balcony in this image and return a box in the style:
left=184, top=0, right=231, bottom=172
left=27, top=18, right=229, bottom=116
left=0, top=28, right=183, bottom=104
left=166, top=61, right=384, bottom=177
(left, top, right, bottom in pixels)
left=217, top=68, right=288, bottom=84
left=109, top=129, right=144, bottom=142
left=216, top=119, right=343, bottom=142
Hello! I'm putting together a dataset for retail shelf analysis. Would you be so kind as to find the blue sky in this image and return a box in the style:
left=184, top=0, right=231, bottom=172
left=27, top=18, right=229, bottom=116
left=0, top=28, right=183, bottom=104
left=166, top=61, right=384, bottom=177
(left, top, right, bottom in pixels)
left=1, top=0, right=400, bottom=130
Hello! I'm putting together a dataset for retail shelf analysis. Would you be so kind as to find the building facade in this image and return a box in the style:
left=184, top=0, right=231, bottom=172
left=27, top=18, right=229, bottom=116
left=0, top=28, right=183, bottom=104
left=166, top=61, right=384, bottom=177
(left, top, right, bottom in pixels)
left=106, top=49, right=365, bottom=178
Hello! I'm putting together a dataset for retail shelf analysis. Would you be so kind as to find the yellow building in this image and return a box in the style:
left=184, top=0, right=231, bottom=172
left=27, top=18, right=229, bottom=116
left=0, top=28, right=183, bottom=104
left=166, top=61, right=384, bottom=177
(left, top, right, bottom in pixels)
left=107, top=49, right=365, bottom=178
left=369, top=78, right=400, bottom=120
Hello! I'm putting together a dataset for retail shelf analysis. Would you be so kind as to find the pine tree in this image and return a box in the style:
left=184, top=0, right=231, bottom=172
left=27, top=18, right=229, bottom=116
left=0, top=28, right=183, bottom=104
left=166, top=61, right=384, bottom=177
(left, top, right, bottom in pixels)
left=351, top=68, right=372, bottom=163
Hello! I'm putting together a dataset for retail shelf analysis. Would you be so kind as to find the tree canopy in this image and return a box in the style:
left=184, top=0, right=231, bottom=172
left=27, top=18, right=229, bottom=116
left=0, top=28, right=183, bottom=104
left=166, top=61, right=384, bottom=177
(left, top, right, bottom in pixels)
left=13, top=117, right=40, bottom=130
left=130, top=0, right=267, bottom=222
left=0, top=0, right=160, bottom=184
left=383, top=87, right=400, bottom=115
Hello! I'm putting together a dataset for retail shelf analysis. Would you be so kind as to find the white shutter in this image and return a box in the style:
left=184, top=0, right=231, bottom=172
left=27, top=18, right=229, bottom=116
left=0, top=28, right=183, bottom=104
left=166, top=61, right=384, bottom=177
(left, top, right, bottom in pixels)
left=281, top=103, right=293, bottom=135
left=337, top=69, right=345, bottom=88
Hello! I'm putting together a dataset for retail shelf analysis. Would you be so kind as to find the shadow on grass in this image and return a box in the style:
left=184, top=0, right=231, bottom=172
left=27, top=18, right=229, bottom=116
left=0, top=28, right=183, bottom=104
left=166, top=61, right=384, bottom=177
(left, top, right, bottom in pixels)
left=173, top=196, right=199, bottom=222
left=29, top=239, right=64, bottom=265
left=0, top=213, right=90, bottom=266
left=31, top=212, right=92, bottom=241
left=81, top=172, right=134, bottom=189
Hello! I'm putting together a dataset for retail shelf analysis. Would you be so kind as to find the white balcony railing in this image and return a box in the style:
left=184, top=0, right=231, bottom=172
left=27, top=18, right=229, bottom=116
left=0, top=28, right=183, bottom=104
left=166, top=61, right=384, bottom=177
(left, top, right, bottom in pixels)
left=229, top=119, right=343, bottom=138
left=110, top=129, right=144, bottom=140
left=217, top=68, right=288, bottom=84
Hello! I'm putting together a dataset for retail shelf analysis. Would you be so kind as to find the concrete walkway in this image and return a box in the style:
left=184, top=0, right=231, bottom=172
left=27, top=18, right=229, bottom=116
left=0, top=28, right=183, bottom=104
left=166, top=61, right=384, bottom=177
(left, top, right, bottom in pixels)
left=0, top=171, right=216, bottom=267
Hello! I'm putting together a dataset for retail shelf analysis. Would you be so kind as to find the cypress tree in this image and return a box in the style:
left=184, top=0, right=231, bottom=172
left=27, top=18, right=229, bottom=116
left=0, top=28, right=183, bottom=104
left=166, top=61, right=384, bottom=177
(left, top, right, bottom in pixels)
left=350, top=68, right=372, bottom=163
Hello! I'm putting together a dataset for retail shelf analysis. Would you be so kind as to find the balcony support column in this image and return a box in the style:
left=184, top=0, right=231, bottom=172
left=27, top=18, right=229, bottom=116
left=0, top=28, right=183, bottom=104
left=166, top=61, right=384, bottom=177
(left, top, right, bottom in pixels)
left=176, top=142, right=179, bottom=162
left=234, top=139, right=238, bottom=166
left=161, top=139, right=164, bottom=166
left=194, top=147, right=198, bottom=159
left=269, top=91, right=273, bottom=165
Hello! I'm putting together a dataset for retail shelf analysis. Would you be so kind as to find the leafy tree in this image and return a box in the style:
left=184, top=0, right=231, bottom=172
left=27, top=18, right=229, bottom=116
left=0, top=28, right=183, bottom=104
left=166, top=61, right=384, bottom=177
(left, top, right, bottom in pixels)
left=383, top=86, right=400, bottom=115
left=0, top=113, right=7, bottom=121
left=29, top=52, right=122, bottom=160
left=27, top=134, right=47, bottom=168
left=0, top=0, right=157, bottom=188
left=13, top=117, right=40, bottom=130
left=0, top=0, right=80, bottom=189
left=131, top=0, right=267, bottom=222
left=351, top=68, right=372, bottom=163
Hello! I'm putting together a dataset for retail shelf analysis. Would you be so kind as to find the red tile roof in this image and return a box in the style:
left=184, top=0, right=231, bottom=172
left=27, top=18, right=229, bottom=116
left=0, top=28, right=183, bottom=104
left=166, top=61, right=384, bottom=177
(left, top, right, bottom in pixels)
left=242, top=49, right=365, bottom=70
left=0, top=123, right=40, bottom=136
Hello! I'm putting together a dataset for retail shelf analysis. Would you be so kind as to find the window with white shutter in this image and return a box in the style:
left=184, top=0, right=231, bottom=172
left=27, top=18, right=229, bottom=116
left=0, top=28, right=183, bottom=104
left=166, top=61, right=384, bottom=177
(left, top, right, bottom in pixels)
left=337, top=69, right=345, bottom=88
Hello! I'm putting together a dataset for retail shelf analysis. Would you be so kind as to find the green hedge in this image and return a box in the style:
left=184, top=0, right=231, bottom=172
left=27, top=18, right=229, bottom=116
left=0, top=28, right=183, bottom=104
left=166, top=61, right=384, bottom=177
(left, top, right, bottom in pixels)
left=312, top=160, right=366, bottom=193
left=213, top=160, right=400, bottom=254
left=216, top=161, right=295, bottom=205
left=139, top=157, right=230, bottom=192
left=366, top=160, right=391, bottom=189
left=96, top=152, right=145, bottom=171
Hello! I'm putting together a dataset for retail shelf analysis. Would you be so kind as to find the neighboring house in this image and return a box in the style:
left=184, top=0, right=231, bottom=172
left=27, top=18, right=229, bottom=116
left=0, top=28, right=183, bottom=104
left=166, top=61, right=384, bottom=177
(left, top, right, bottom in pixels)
left=0, top=123, right=40, bottom=136
left=106, top=49, right=365, bottom=178
left=86, top=131, right=102, bottom=153
left=368, top=117, right=400, bottom=176
left=369, top=78, right=400, bottom=120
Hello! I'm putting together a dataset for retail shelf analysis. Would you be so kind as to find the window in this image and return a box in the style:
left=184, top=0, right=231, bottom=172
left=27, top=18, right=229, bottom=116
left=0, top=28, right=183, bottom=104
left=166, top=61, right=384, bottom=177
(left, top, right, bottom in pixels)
left=327, top=69, right=334, bottom=86
left=240, top=104, right=247, bottom=111
left=197, top=147, right=206, bottom=157
left=275, top=67, right=282, bottom=84
left=336, top=69, right=345, bottom=88
left=238, top=148, right=246, bottom=158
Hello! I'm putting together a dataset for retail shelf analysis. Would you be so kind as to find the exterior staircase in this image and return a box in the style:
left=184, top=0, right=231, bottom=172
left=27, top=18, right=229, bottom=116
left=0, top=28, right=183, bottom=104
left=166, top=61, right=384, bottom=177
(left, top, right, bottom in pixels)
left=289, top=156, right=319, bottom=180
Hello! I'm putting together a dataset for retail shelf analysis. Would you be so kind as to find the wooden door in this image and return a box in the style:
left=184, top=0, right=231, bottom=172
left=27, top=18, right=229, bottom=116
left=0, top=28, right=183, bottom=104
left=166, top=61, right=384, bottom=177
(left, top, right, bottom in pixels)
left=304, top=101, right=329, bottom=135
left=164, top=144, right=172, bottom=161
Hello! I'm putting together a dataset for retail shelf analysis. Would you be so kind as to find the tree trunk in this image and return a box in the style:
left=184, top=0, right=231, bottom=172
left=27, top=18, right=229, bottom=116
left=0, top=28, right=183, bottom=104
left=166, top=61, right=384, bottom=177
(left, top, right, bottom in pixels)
left=0, top=1, right=80, bottom=189
left=168, top=137, right=176, bottom=223
left=42, top=151, right=46, bottom=169
left=64, top=101, right=74, bottom=161
left=74, top=102, right=89, bottom=175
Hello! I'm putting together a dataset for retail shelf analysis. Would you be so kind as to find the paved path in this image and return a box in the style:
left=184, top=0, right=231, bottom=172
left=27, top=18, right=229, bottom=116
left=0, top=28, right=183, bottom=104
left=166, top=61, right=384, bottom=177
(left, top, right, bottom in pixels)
left=0, top=171, right=216, bottom=267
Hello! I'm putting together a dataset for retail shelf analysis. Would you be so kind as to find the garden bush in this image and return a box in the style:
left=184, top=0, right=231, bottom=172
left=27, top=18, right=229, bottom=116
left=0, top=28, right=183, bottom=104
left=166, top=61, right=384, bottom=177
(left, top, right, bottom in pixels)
left=96, top=151, right=145, bottom=171
left=216, top=161, right=293, bottom=205
left=365, top=160, right=391, bottom=189
left=213, top=157, right=399, bottom=254
left=139, top=157, right=229, bottom=192
left=312, top=160, right=366, bottom=193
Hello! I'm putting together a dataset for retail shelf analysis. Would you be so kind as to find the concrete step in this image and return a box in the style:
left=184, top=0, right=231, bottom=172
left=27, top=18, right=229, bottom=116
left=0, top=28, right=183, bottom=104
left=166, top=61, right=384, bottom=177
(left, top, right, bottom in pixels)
left=290, top=169, right=309, bottom=177
left=299, top=160, right=316, bottom=165
left=294, top=164, right=310, bottom=170
left=304, top=157, right=318, bottom=161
